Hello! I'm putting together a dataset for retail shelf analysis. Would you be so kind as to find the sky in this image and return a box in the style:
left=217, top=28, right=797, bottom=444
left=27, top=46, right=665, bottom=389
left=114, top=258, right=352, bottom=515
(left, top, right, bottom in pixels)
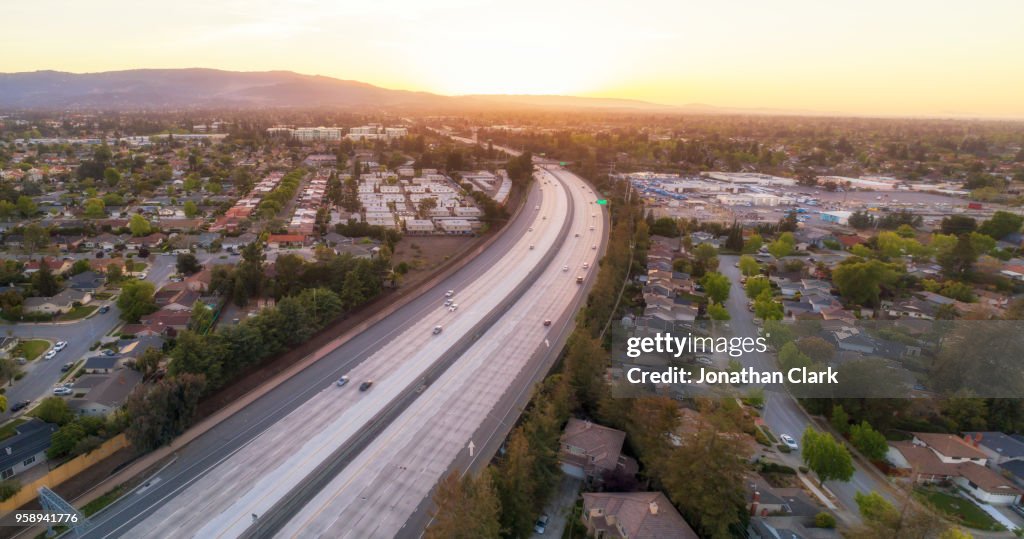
left=2, top=0, right=1023, bottom=118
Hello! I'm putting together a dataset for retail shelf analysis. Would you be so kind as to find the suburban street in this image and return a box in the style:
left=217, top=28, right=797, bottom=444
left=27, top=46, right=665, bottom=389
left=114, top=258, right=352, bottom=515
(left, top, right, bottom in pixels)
left=718, top=254, right=894, bottom=521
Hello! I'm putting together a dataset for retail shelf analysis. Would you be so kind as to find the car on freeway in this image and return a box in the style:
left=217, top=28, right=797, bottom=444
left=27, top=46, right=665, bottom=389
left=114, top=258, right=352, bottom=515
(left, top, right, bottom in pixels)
left=336, top=376, right=349, bottom=387
left=359, top=380, right=374, bottom=392
left=589, top=226, right=594, bottom=230
left=433, top=325, right=443, bottom=335
left=98, top=305, right=110, bottom=314
left=10, top=401, right=30, bottom=412
left=534, top=514, right=549, bottom=534
left=574, top=233, right=580, bottom=237
left=528, top=227, right=534, bottom=232
left=529, top=244, right=534, bottom=250
left=534, top=205, right=539, bottom=210
left=780, top=434, right=799, bottom=450
left=44, top=349, right=57, bottom=360
left=445, top=290, right=455, bottom=298
left=582, top=263, right=589, bottom=269
left=592, top=244, right=597, bottom=250
left=54, top=341, right=67, bottom=352
left=449, top=304, right=458, bottom=312
left=543, top=320, right=552, bottom=326
left=53, top=387, right=73, bottom=396
left=562, top=265, right=569, bottom=272
left=444, top=298, right=453, bottom=306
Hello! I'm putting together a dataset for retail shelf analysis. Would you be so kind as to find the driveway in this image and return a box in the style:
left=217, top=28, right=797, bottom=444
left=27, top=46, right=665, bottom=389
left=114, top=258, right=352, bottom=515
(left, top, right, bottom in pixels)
left=530, top=475, right=581, bottom=539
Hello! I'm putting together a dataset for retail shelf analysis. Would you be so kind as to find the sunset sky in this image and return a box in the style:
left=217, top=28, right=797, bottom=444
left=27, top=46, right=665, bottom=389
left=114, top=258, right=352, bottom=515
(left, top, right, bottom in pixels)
left=3, top=0, right=1023, bottom=118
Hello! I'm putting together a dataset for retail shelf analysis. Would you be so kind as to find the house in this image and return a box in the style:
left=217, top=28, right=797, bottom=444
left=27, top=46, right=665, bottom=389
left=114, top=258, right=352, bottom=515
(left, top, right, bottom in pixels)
left=125, top=232, right=166, bottom=250
left=885, top=298, right=937, bottom=320
left=221, top=233, right=258, bottom=251
left=559, top=418, right=638, bottom=482
left=137, top=309, right=191, bottom=336
left=185, top=267, right=213, bottom=292
left=68, top=370, right=143, bottom=417
left=83, top=355, right=121, bottom=374
left=581, top=491, right=698, bottom=539
left=23, top=288, right=92, bottom=314
left=267, top=234, right=307, bottom=248
left=0, top=419, right=58, bottom=480
left=23, top=257, right=71, bottom=275
left=887, top=432, right=1023, bottom=505
left=963, top=432, right=1024, bottom=465
left=68, top=270, right=105, bottom=292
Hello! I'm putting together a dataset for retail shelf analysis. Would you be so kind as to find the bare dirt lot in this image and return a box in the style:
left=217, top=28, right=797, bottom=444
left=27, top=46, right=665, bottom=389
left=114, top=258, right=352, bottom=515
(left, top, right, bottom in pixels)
left=393, top=236, right=475, bottom=287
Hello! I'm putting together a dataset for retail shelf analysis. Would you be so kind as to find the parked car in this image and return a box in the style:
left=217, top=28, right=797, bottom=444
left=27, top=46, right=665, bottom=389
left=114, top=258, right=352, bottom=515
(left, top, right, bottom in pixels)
left=103, top=349, right=116, bottom=356
left=359, top=380, right=374, bottom=392
left=61, top=362, right=74, bottom=372
left=10, top=400, right=30, bottom=412
left=15, top=357, right=26, bottom=366
left=695, top=356, right=713, bottom=366
left=534, top=514, right=550, bottom=534
left=781, top=434, right=799, bottom=450
left=53, top=387, right=73, bottom=396
left=336, top=376, right=349, bottom=387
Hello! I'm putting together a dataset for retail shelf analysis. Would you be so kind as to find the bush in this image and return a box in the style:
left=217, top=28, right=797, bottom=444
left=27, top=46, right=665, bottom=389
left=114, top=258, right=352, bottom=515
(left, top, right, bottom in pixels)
left=0, top=479, right=21, bottom=501
left=814, top=512, right=837, bottom=528
left=799, top=466, right=809, bottom=474
left=754, top=429, right=771, bottom=446
left=777, top=443, right=792, bottom=453
left=760, top=462, right=796, bottom=475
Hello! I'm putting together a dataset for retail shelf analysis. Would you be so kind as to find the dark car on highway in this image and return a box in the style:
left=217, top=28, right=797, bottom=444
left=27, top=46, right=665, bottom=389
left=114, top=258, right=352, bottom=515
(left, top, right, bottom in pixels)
left=359, top=380, right=374, bottom=391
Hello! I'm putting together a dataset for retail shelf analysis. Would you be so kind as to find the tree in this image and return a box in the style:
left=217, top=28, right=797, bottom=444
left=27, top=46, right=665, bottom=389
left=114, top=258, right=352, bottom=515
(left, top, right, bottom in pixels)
left=661, top=428, right=748, bottom=538
left=849, top=421, right=888, bottom=460
left=832, top=259, right=899, bottom=307
left=768, top=232, right=795, bottom=259
left=693, top=243, right=718, bottom=264
left=426, top=471, right=501, bottom=539
left=650, top=217, right=679, bottom=237
left=176, top=253, right=202, bottom=275
left=978, top=211, right=1023, bottom=240
left=35, top=397, right=73, bottom=425
left=940, top=215, right=977, bottom=236
left=106, top=263, right=123, bottom=283
left=700, top=272, right=730, bottom=304
left=830, top=405, right=851, bottom=435
left=0, top=200, right=15, bottom=220
left=84, top=198, right=106, bottom=219
left=189, top=301, right=214, bottom=333
left=796, top=336, right=835, bottom=363
left=183, top=200, right=199, bottom=218
left=848, top=210, right=875, bottom=230
left=801, top=427, right=854, bottom=485
left=125, top=374, right=206, bottom=451
left=814, top=512, right=837, bottom=529
left=48, top=422, right=86, bottom=459
left=745, top=275, right=771, bottom=299
left=129, top=214, right=152, bottom=237
left=938, top=234, right=977, bottom=279
left=117, top=280, right=157, bottom=322
left=31, top=263, right=60, bottom=297
left=23, top=224, right=50, bottom=251
left=707, top=303, right=730, bottom=320
left=70, top=259, right=91, bottom=275
left=0, top=358, right=19, bottom=387
left=135, top=347, right=163, bottom=379
left=849, top=491, right=947, bottom=539
left=16, top=195, right=37, bottom=217
left=738, top=255, right=760, bottom=276
left=754, top=289, right=784, bottom=321
left=492, top=429, right=537, bottom=537
left=742, top=233, right=763, bottom=254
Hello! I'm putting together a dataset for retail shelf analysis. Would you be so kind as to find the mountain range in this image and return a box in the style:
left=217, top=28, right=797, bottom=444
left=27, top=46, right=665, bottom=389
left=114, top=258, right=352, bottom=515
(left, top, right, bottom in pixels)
left=0, top=68, right=678, bottom=111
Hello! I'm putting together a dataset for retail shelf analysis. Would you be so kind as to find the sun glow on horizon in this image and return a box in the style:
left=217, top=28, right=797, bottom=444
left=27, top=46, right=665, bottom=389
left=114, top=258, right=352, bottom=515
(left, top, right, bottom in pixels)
left=2, top=0, right=1024, bottom=117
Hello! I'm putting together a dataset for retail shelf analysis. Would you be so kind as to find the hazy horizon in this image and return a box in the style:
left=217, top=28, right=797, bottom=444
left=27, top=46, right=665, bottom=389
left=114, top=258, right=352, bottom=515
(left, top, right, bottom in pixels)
left=3, top=0, right=1023, bottom=118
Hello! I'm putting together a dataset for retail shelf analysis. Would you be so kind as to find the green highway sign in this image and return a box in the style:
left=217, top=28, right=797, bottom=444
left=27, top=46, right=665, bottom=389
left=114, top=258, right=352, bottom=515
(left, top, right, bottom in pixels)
left=559, top=161, right=567, bottom=166
left=597, top=199, right=608, bottom=205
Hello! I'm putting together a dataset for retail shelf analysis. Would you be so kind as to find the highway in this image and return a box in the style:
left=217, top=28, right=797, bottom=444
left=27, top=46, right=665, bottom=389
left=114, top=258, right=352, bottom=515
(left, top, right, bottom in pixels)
left=274, top=166, right=603, bottom=538
left=76, top=165, right=599, bottom=538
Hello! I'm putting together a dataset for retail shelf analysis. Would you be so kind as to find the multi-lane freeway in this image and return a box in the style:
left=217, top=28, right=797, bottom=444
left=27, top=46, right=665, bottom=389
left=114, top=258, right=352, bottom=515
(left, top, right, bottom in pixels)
left=73, top=165, right=602, bottom=538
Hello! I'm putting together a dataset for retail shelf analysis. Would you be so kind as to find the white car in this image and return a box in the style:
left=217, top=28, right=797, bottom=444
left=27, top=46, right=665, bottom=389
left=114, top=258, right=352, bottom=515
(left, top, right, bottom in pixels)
left=138, top=271, right=148, bottom=279
left=562, top=265, right=569, bottom=272
left=53, top=387, right=73, bottom=396
left=449, top=304, right=458, bottom=312
left=781, top=434, right=799, bottom=450
left=592, top=245, right=597, bottom=250
left=445, top=290, right=454, bottom=298
left=54, top=341, right=67, bottom=352
left=582, top=263, right=589, bottom=269
left=695, top=356, right=713, bottom=366
left=528, top=227, right=534, bottom=232
left=534, top=205, right=540, bottom=210
left=44, top=349, right=57, bottom=360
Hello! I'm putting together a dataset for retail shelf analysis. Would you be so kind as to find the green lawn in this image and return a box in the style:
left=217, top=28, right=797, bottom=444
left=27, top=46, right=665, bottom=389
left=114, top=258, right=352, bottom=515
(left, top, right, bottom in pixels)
left=81, top=484, right=126, bottom=516
left=93, top=292, right=114, bottom=300
left=13, top=339, right=50, bottom=361
left=915, top=488, right=1005, bottom=531
left=58, top=305, right=98, bottom=321
left=0, top=419, right=27, bottom=441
